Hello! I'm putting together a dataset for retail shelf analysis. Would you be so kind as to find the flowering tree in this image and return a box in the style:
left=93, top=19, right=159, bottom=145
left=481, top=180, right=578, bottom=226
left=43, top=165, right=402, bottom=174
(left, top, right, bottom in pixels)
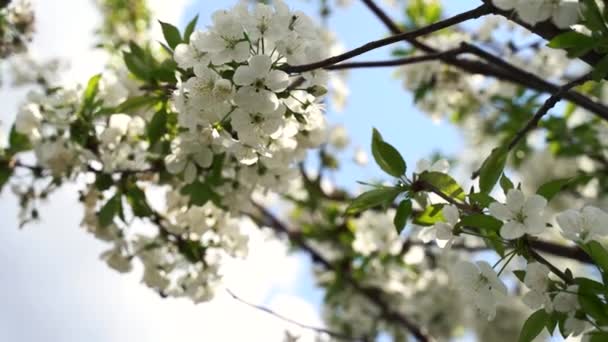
left=6, top=0, right=608, bottom=340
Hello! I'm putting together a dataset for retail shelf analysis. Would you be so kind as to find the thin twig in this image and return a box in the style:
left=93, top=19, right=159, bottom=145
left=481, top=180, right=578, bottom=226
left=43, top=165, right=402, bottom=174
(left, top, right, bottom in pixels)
left=324, top=47, right=466, bottom=70
left=358, top=0, right=608, bottom=122
left=471, top=72, right=591, bottom=179
left=226, top=289, right=365, bottom=341
left=283, top=4, right=492, bottom=73
left=506, top=73, right=592, bottom=151
left=252, top=203, right=434, bottom=342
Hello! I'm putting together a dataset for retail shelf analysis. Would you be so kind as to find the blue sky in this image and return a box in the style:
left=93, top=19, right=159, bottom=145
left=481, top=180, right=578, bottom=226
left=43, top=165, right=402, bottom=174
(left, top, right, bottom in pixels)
left=0, top=1, right=485, bottom=341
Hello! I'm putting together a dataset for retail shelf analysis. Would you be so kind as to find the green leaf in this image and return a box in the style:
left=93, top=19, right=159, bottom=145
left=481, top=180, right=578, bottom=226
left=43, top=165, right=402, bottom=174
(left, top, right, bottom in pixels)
left=98, top=194, right=122, bottom=227
left=468, top=192, right=497, bottom=208
left=115, top=96, right=158, bottom=113
left=513, top=270, right=526, bottom=282
left=584, top=241, right=608, bottom=274
left=346, top=186, right=402, bottom=215
left=419, top=171, right=465, bottom=201
left=371, top=128, right=406, bottom=178
left=8, top=125, right=31, bottom=155
left=499, top=174, right=514, bottom=194
left=181, top=181, right=221, bottom=207
left=413, top=204, right=444, bottom=226
left=578, top=291, right=608, bottom=325
left=124, top=51, right=151, bottom=80
left=593, top=54, right=608, bottom=81
left=459, top=214, right=502, bottom=232
left=82, top=74, right=102, bottom=110
left=582, top=0, right=608, bottom=34
left=126, top=185, right=153, bottom=217
left=183, top=15, right=199, bottom=43
left=179, top=239, right=204, bottom=263
left=394, top=199, right=413, bottom=233
left=536, top=177, right=575, bottom=201
left=586, top=332, right=608, bottom=342
left=148, top=109, right=167, bottom=144
left=0, top=164, right=12, bottom=192
left=575, top=277, right=607, bottom=295
left=548, top=31, right=595, bottom=49
left=159, top=20, right=182, bottom=49
left=478, top=147, right=508, bottom=194
left=518, top=309, right=549, bottom=342
left=94, top=173, right=114, bottom=191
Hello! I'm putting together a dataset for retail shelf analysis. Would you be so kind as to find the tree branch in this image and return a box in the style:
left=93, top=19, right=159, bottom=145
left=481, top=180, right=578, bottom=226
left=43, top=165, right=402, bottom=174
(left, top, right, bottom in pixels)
left=358, top=0, right=608, bottom=122
left=324, top=47, right=466, bottom=70
left=283, top=4, right=492, bottom=73
left=252, top=203, right=434, bottom=342
left=481, top=0, right=606, bottom=70
left=507, top=73, right=592, bottom=151
left=226, top=289, right=366, bottom=341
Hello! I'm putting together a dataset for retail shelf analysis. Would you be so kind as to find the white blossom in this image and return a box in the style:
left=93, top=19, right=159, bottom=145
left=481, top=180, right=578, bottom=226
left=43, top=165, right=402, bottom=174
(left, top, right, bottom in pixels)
left=451, top=260, right=507, bottom=320
left=553, top=285, right=579, bottom=313
left=556, top=206, right=608, bottom=243
left=492, top=0, right=579, bottom=28
left=418, top=205, right=458, bottom=248
left=489, top=189, right=547, bottom=239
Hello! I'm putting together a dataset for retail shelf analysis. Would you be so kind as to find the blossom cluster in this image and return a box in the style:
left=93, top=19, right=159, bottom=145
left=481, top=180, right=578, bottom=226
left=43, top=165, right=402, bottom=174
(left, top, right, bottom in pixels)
left=11, top=0, right=333, bottom=304
left=492, top=0, right=579, bottom=28
left=168, top=0, right=329, bottom=211
left=0, top=0, right=34, bottom=58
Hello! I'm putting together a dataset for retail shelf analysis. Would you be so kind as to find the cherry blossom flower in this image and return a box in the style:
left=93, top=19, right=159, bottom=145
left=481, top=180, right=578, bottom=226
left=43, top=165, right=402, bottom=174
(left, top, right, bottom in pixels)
left=556, top=206, right=608, bottom=243
left=489, top=189, right=547, bottom=239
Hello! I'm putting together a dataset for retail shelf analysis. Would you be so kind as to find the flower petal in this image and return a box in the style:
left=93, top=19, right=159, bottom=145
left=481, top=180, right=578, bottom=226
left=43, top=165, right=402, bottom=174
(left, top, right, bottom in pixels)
left=500, top=221, right=525, bottom=239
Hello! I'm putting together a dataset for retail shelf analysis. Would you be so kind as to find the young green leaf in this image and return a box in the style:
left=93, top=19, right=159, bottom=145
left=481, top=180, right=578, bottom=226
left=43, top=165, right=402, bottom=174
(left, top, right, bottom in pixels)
left=458, top=214, right=502, bottom=232
left=499, top=174, right=514, bottom=195
left=94, top=173, right=114, bottom=191
left=394, top=199, right=413, bottom=233
left=419, top=171, right=466, bottom=201
left=159, top=20, right=182, bottom=49
left=584, top=241, right=608, bottom=274
left=518, top=309, right=549, bottom=342
left=413, top=204, right=444, bottom=226
left=346, top=186, right=402, bottom=215
left=0, top=164, right=12, bottom=192
left=593, top=54, right=608, bottom=81
left=115, top=96, right=158, bottom=113
left=582, top=0, right=608, bottom=35
left=82, top=74, right=102, bottom=110
left=468, top=192, right=497, bottom=208
left=548, top=31, right=595, bottom=49
left=98, top=194, right=122, bottom=227
left=536, top=177, right=574, bottom=201
left=478, top=147, right=508, bottom=194
left=183, top=15, right=199, bottom=43
left=181, top=181, right=222, bottom=207
left=371, top=128, right=406, bottom=177
left=126, top=185, right=153, bottom=218
left=148, top=109, right=168, bottom=144
left=8, top=125, right=31, bottom=155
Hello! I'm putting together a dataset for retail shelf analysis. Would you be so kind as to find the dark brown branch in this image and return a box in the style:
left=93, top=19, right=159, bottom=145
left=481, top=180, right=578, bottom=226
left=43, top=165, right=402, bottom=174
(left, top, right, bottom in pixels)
left=528, top=238, right=592, bottom=264
left=458, top=43, right=608, bottom=122
left=283, top=4, right=492, bottom=73
left=226, top=289, right=365, bottom=341
left=324, top=47, right=466, bottom=70
left=528, top=246, right=573, bottom=284
left=507, top=73, right=592, bottom=151
left=358, top=0, right=608, bottom=122
left=252, top=203, right=434, bottom=342
left=481, top=0, right=606, bottom=70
